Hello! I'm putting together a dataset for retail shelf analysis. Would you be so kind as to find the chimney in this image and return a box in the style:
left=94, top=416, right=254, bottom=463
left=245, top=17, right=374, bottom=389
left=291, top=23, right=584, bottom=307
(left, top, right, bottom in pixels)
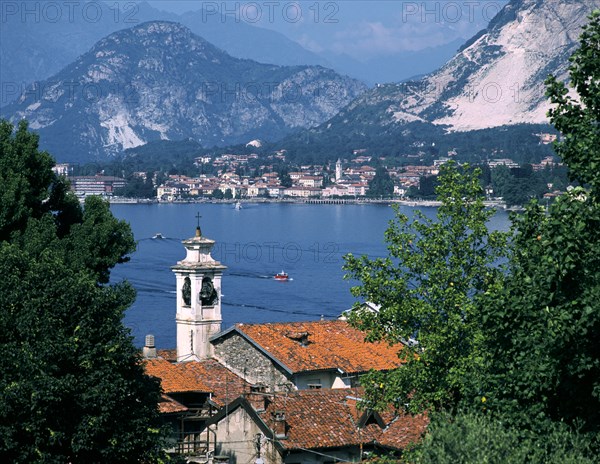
left=142, top=334, right=157, bottom=359
left=247, top=384, right=270, bottom=412
left=247, top=393, right=267, bottom=412
left=272, top=411, right=287, bottom=439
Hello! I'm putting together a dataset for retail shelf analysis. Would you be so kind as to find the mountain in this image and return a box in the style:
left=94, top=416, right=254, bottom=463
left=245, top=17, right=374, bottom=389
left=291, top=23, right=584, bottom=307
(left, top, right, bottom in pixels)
left=0, top=21, right=365, bottom=162
left=0, top=1, right=485, bottom=105
left=281, top=0, right=600, bottom=156
left=0, top=1, right=331, bottom=105
left=396, top=0, right=600, bottom=130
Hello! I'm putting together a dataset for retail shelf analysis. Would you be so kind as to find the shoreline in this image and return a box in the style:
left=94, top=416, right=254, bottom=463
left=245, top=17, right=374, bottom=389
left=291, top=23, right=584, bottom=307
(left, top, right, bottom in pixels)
left=107, top=197, right=508, bottom=209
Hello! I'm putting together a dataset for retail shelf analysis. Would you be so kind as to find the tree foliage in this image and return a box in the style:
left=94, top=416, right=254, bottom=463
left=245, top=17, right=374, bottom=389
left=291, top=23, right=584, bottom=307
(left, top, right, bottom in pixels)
left=479, top=192, right=600, bottom=429
left=0, top=120, right=165, bottom=463
left=406, top=411, right=596, bottom=464
left=546, top=10, right=600, bottom=192
left=478, top=11, right=600, bottom=432
left=344, top=161, right=508, bottom=412
left=116, top=173, right=155, bottom=199
left=343, top=11, right=600, bottom=461
left=367, top=166, right=394, bottom=198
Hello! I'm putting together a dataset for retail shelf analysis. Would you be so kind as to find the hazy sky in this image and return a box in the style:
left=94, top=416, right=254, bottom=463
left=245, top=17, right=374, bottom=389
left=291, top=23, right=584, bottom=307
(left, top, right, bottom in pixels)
left=144, top=1, right=510, bottom=60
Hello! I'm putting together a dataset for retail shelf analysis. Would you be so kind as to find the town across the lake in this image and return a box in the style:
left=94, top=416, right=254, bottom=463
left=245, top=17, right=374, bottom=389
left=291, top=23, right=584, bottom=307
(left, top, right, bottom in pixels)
left=54, top=141, right=563, bottom=208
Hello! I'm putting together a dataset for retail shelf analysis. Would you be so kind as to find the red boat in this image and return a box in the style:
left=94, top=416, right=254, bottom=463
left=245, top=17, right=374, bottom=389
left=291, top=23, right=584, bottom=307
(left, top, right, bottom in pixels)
left=274, top=271, right=289, bottom=281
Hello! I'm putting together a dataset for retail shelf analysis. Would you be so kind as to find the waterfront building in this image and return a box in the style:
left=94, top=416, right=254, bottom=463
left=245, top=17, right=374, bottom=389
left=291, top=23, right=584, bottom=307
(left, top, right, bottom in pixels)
left=70, top=175, right=126, bottom=198
left=52, top=163, right=71, bottom=177
left=283, top=186, right=321, bottom=198
left=298, top=175, right=323, bottom=188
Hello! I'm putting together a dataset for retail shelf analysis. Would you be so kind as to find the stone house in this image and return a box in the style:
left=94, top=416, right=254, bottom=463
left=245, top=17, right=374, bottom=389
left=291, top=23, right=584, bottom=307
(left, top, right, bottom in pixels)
left=145, top=356, right=250, bottom=455
left=206, top=389, right=428, bottom=464
left=298, top=176, right=323, bottom=188
left=211, top=320, right=403, bottom=392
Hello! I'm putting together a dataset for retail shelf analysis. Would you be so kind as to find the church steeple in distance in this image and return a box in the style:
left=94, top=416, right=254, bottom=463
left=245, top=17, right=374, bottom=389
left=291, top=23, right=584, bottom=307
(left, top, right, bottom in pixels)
left=171, top=213, right=226, bottom=362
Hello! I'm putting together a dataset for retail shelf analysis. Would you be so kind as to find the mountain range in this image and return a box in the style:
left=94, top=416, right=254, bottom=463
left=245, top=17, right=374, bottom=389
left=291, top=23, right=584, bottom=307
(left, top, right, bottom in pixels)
left=0, top=0, right=467, bottom=105
left=0, top=2, right=329, bottom=104
left=0, top=21, right=365, bottom=162
left=2, top=0, right=597, bottom=165
left=279, top=0, right=600, bottom=157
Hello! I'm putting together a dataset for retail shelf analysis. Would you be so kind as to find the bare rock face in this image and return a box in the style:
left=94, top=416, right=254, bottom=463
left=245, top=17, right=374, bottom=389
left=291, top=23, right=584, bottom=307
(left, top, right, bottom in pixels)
left=1, top=21, right=365, bottom=162
left=308, top=0, right=600, bottom=138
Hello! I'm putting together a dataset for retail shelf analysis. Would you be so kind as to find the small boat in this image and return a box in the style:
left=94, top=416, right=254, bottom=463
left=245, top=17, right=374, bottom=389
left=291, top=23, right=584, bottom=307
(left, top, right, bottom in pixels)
left=152, top=233, right=164, bottom=239
left=274, top=271, right=289, bottom=281
left=234, top=201, right=242, bottom=210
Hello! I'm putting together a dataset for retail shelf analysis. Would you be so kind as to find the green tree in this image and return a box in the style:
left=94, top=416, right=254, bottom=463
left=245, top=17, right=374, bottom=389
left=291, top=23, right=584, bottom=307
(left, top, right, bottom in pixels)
left=407, top=411, right=595, bottom=464
left=367, top=166, right=394, bottom=198
left=491, top=164, right=549, bottom=206
left=0, top=121, right=79, bottom=242
left=480, top=193, right=600, bottom=429
left=344, top=162, right=508, bottom=412
left=414, top=175, right=437, bottom=199
left=546, top=10, right=600, bottom=194
left=490, top=164, right=512, bottom=199
left=478, top=12, right=600, bottom=433
left=280, top=172, right=292, bottom=188
left=0, top=120, right=165, bottom=463
left=116, top=174, right=155, bottom=199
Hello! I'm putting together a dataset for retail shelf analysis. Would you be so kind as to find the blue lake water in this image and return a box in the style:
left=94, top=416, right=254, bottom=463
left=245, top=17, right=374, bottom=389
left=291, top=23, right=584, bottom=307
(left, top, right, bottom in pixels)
left=110, top=203, right=511, bottom=349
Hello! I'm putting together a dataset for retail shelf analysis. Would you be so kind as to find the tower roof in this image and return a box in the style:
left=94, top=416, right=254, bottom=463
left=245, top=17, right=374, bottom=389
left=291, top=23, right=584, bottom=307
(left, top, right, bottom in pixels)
left=172, top=220, right=227, bottom=271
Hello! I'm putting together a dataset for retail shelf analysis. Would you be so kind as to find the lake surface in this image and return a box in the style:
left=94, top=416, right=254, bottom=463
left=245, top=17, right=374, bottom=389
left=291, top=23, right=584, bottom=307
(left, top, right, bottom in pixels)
left=110, top=203, right=511, bottom=348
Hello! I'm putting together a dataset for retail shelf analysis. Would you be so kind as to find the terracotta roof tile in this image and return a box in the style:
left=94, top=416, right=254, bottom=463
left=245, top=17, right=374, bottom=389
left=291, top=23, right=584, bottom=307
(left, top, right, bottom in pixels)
left=180, top=359, right=251, bottom=407
left=144, top=358, right=250, bottom=407
left=235, top=320, right=403, bottom=374
left=144, top=358, right=211, bottom=394
left=157, top=349, right=176, bottom=362
left=260, top=389, right=426, bottom=451
left=158, top=395, right=189, bottom=414
left=378, top=413, right=429, bottom=450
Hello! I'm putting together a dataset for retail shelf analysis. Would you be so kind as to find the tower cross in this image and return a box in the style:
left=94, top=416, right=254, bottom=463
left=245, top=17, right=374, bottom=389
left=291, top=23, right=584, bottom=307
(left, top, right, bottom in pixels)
left=195, top=212, right=202, bottom=237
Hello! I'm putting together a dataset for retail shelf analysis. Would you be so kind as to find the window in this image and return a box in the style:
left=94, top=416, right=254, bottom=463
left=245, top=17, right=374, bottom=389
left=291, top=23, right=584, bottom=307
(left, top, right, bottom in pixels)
left=307, top=378, right=322, bottom=389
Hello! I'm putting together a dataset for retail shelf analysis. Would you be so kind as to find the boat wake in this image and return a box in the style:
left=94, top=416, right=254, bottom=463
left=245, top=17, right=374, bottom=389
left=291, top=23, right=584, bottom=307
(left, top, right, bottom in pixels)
left=229, top=271, right=273, bottom=280
left=225, top=302, right=319, bottom=318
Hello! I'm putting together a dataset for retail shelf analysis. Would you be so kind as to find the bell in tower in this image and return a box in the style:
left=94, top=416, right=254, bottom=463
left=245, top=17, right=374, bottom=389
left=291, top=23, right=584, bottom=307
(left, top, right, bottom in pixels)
left=171, top=215, right=227, bottom=362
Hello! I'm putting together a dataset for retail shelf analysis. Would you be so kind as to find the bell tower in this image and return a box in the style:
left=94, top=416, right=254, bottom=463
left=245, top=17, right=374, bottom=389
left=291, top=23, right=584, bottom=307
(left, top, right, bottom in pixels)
left=172, top=216, right=226, bottom=362
left=335, top=159, right=342, bottom=182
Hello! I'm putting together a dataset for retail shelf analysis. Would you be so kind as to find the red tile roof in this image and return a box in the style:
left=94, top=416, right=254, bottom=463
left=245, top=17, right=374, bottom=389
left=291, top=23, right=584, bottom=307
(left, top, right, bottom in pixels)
left=233, top=320, right=404, bottom=374
left=145, top=358, right=211, bottom=394
left=144, top=357, right=250, bottom=406
left=178, top=359, right=251, bottom=407
left=378, top=412, right=429, bottom=450
left=259, top=389, right=427, bottom=450
left=158, top=395, right=189, bottom=414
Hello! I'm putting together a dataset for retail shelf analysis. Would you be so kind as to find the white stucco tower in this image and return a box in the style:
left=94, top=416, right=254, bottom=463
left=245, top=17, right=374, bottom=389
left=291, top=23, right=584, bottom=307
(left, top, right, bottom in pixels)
left=172, top=223, right=226, bottom=362
left=335, top=159, right=342, bottom=182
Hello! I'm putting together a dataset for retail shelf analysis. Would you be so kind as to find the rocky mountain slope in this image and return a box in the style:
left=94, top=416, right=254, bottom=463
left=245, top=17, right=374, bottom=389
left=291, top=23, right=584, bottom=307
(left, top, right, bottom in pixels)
left=0, top=21, right=365, bottom=162
left=301, top=0, right=600, bottom=142
left=0, top=2, right=330, bottom=105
